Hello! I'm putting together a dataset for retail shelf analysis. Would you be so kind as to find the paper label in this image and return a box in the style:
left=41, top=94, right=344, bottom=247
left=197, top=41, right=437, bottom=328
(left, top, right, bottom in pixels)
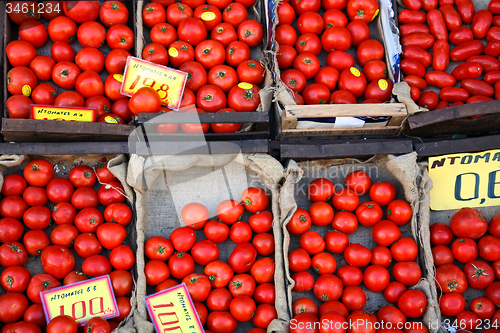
left=238, top=82, right=253, bottom=89
left=372, top=9, right=380, bottom=21
left=22, top=85, right=31, bottom=97
left=40, top=276, right=119, bottom=326
left=104, top=116, right=118, bottom=124
left=378, top=79, right=389, bottom=91
left=145, top=283, right=204, bottom=333
left=31, top=105, right=96, bottom=122
left=201, top=12, right=216, bottom=21
left=169, top=48, right=179, bottom=57
left=429, top=149, right=500, bottom=210
left=113, top=74, right=124, bottom=82
left=121, top=57, right=188, bottom=111
left=350, top=67, right=361, bottom=77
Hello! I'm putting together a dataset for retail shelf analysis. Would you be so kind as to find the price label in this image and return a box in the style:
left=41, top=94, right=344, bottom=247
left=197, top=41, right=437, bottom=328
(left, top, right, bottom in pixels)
left=429, top=149, right=500, bottom=210
left=145, top=283, right=204, bottom=333
left=31, top=105, right=96, bottom=122
left=121, top=56, right=188, bottom=111
left=40, top=276, right=119, bottom=326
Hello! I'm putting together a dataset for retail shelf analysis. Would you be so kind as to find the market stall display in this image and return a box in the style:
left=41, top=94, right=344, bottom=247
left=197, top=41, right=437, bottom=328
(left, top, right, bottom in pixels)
left=2, top=1, right=138, bottom=142
left=280, top=153, right=439, bottom=332
left=271, top=0, right=409, bottom=140
left=134, top=0, right=273, bottom=140
left=0, top=154, right=136, bottom=332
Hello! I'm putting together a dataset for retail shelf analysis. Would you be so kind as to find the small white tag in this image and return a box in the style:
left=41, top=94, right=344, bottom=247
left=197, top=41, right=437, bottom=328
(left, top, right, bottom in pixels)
left=333, top=117, right=365, bottom=128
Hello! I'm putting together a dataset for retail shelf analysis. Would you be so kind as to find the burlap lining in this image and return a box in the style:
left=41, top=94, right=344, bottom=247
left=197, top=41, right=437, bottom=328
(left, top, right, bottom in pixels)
left=279, top=153, right=439, bottom=332
left=126, top=153, right=290, bottom=333
left=0, top=154, right=136, bottom=333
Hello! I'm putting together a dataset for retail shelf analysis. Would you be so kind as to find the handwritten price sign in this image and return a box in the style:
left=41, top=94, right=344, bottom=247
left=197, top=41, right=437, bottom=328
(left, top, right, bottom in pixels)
left=121, top=57, right=188, bottom=111
left=145, top=283, right=204, bottom=333
left=40, top=276, right=119, bottom=326
left=429, top=149, right=500, bottom=210
left=31, top=105, right=96, bottom=122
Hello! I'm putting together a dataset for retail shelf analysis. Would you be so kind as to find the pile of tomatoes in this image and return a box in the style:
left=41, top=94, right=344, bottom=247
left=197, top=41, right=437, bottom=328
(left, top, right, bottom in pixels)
left=400, top=0, right=500, bottom=110
left=287, top=171, right=429, bottom=333
left=432, top=208, right=500, bottom=330
left=138, top=0, right=265, bottom=134
left=275, top=0, right=394, bottom=105
left=0, top=157, right=134, bottom=332
left=6, top=0, right=135, bottom=124
left=143, top=187, right=277, bottom=333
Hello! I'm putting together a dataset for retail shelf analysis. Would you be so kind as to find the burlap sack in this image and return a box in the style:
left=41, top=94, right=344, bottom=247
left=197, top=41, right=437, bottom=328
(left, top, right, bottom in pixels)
left=0, top=154, right=136, bottom=333
left=126, top=153, right=290, bottom=333
left=417, top=161, right=500, bottom=333
left=280, top=153, right=439, bottom=332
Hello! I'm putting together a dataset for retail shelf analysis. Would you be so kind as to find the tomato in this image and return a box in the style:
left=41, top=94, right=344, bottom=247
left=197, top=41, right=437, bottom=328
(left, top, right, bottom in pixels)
left=142, top=43, right=169, bottom=66
left=486, top=282, right=500, bottom=307
left=313, top=274, right=343, bottom=303
left=287, top=208, right=312, bottom=235
left=289, top=248, right=312, bottom=273
left=293, top=53, right=320, bottom=80
left=74, top=207, right=103, bottom=234
left=312, top=67, right=339, bottom=92
left=228, top=83, right=261, bottom=111
left=109, top=244, right=134, bottom=271
left=22, top=206, right=50, bottom=230
left=361, top=265, right=390, bottom=292
left=281, top=69, right=307, bottom=93
left=461, top=79, right=495, bottom=97
left=478, top=235, right=500, bottom=262
left=83, top=317, right=110, bottom=333
left=27, top=274, right=61, bottom=304
left=201, top=221, right=228, bottom=245
left=194, top=302, right=208, bottom=326
left=450, top=237, right=478, bottom=263
left=53, top=90, right=84, bottom=107
left=84, top=96, right=111, bottom=119
left=0, top=196, right=28, bottom=220
left=97, top=181, right=125, bottom=206
left=0, top=217, right=24, bottom=243
left=368, top=181, right=395, bottom=206
left=40, top=245, right=74, bottom=280
left=400, top=24, right=430, bottom=37
left=29, top=57, right=55, bottom=83
left=397, top=289, right=427, bottom=319
left=290, top=272, right=314, bottom=293
left=471, top=297, right=496, bottom=320
left=296, top=12, right=324, bottom=36
left=330, top=212, right=358, bottom=236
left=277, top=2, right=295, bottom=24
left=302, top=83, right=331, bottom=105
left=226, top=41, right=251, bottom=67
left=179, top=61, right=208, bottom=93
left=177, top=17, right=207, bottom=47
left=439, top=87, right=469, bottom=103
left=23, top=230, right=50, bottom=257
left=322, top=9, right=347, bottom=30
left=432, top=245, right=454, bottom=266
left=71, top=187, right=98, bottom=210
left=109, top=99, right=132, bottom=122
left=165, top=3, right=192, bottom=27
left=129, top=86, right=161, bottom=114
left=454, top=0, right=475, bottom=24
left=222, top=3, right=248, bottom=28
left=0, top=265, right=31, bottom=293
left=439, top=293, right=466, bottom=317
left=206, top=312, right=237, bottom=333
left=323, top=232, right=348, bottom=256
left=299, top=230, right=325, bottom=255
left=144, top=260, right=170, bottom=286
left=75, top=71, right=104, bottom=99
left=307, top=202, right=333, bottom=227
left=50, top=225, right=79, bottom=249
left=18, top=20, right=47, bottom=49
left=210, top=108, right=241, bottom=133
left=399, top=10, right=426, bottom=24
left=393, top=262, right=421, bottom=286
left=207, top=288, right=232, bottom=311
left=370, top=220, right=400, bottom=247
left=356, top=39, right=384, bottom=67
left=228, top=242, right=257, bottom=273
left=168, top=251, right=195, bottom=279
left=8, top=1, right=40, bottom=25
left=0, top=293, right=27, bottom=325
left=364, top=79, right=393, bottom=101
left=249, top=233, right=273, bottom=257
left=401, top=34, right=435, bottom=51
left=46, top=315, right=78, bottom=333
left=450, top=207, right=487, bottom=239
left=82, top=254, right=112, bottom=278
left=99, top=1, right=128, bottom=27
left=5, top=95, right=30, bottom=119
left=193, top=4, right=222, bottom=31
left=182, top=273, right=211, bottom=303
left=149, top=25, right=176, bottom=51
left=253, top=304, right=278, bottom=329
left=290, top=0, right=321, bottom=15
left=467, top=55, right=500, bottom=73
left=249, top=257, right=274, bottom=284
left=195, top=84, right=227, bottom=112
left=7, top=67, right=37, bottom=97
left=236, top=61, right=265, bottom=86
left=277, top=45, right=297, bottom=69
left=228, top=274, right=255, bottom=298
left=45, top=178, right=74, bottom=204
left=338, top=68, right=367, bottom=98
left=322, top=26, right=351, bottom=52
left=362, top=61, right=387, bottom=84
left=344, top=244, right=371, bottom=267
left=105, top=24, right=134, bottom=50
left=142, top=2, right=166, bottom=28
left=211, top=23, right=237, bottom=48
left=384, top=281, right=407, bottom=304
left=292, top=298, right=318, bottom=317
left=208, top=64, right=238, bottom=93
left=336, top=265, right=362, bottom=287
left=402, top=46, right=432, bottom=69
left=427, top=9, right=448, bottom=41
left=450, top=40, right=484, bottom=62
left=436, top=263, right=468, bottom=294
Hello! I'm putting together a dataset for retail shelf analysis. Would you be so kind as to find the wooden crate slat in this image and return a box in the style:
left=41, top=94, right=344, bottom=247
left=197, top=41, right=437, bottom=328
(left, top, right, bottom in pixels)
left=415, top=135, right=500, bottom=157
left=0, top=142, right=129, bottom=155
left=137, top=111, right=270, bottom=124
left=132, top=140, right=269, bottom=155
left=284, top=103, right=407, bottom=118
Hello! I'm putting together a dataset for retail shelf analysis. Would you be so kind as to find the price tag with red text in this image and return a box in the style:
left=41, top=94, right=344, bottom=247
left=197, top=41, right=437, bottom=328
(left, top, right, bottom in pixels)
left=31, top=105, right=96, bottom=122
left=145, top=283, right=204, bottom=333
left=121, top=57, right=188, bottom=111
left=40, top=275, right=119, bottom=326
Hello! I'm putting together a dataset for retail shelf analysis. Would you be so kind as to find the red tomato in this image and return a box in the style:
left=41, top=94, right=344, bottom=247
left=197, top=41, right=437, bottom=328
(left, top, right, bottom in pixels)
left=48, top=16, right=77, bottom=44
left=23, top=230, right=50, bottom=257
left=325, top=231, right=349, bottom=255
left=27, top=274, right=61, bottom=304
left=204, top=260, right=234, bottom=288
left=226, top=41, right=251, bottom=67
left=363, top=265, right=390, bottom=292
left=300, top=230, right=326, bottom=255
left=191, top=240, right=220, bottom=265
left=253, top=233, right=274, bottom=256
left=292, top=272, right=315, bottom=292
left=393, top=261, right=421, bottom=286
left=291, top=0, right=321, bottom=15
left=207, top=312, right=237, bottom=333
left=371, top=220, right=401, bottom=246
left=23, top=206, right=51, bottom=230
left=229, top=274, right=256, bottom=297
left=277, top=45, right=297, bottom=69
left=145, top=260, right=170, bottom=286
left=436, top=264, right=467, bottom=293
left=432, top=245, right=454, bottom=266
left=97, top=181, right=125, bottom=206
left=384, top=281, right=407, bottom=304
left=309, top=202, right=334, bottom=227
left=440, top=293, right=466, bottom=316
left=0, top=217, right=24, bottom=243
left=19, top=20, right=47, bottom=48
left=314, top=274, right=343, bottom=302
left=142, top=43, right=169, bottom=66
left=277, top=2, right=295, bottom=24
left=344, top=244, right=371, bottom=267
left=0, top=265, right=31, bottom=292
left=7, top=67, right=38, bottom=97
left=337, top=265, right=363, bottom=286
left=216, top=199, right=244, bottom=224
left=106, top=24, right=134, bottom=50
left=73, top=233, right=102, bottom=259
left=331, top=211, right=358, bottom=234
left=322, top=26, right=351, bottom=52
left=450, top=207, right=487, bottom=239
left=41, top=245, right=75, bottom=280
left=222, top=2, right=248, bottom=28
left=8, top=1, right=40, bottom=25
left=398, top=290, right=427, bottom=318
left=71, top=187, right=98, bottom=209
left=183, top=273, right=211, bottom=302
left=24, top=303, right=47, bottom=328
left=289, top=248, right=312, bottom=272
left=338, top=68, right=367, bottom=98
left=371, top=246, right=392, bottom=268
left=85, top=96, right=111, bottom=119
left=178, top=17, right=207, bottom=46
left=451, top=238, right=478, bottom=263
left=74, top=207, right=104, bottom=233
left=207, top=288, right=232, bottom=311
left=110, top=244, right=135, bottom=270
left=287, top=208, right=312, bottom=235
left=82, top=254, right=112, bottom=278
left=204, top=220, right=230, bottom=243
left=50, top=225, right=79, bottom=248
left=228, top=243, right=257, bottom=273
left=281, top=69, right=307, bottom=93
left=248, top=210, right=273, bottom=233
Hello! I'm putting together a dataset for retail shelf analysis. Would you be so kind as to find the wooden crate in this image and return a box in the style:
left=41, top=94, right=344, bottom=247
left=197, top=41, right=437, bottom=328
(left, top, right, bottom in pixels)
left=414, top=134, right=500, bottom=159
left=2, top=1, right=138, bottom=143
left=276, top=102, right=408, bottom=140
left=133, top=0, right=271, bottom=141
left=404, top=101, right=500, bottom=138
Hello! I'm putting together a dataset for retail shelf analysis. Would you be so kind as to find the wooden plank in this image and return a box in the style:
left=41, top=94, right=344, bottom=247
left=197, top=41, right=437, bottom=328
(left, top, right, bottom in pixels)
left=132, top=140, right=269, bottom=155
left=408, top=100, right=500, bottom=129
left=280, top=140, right=414, bottom=159
left=281, top=126, right=402, bottom=137
left=415, top=135, right=500, bottom=157
left=284, top=103, right=407, bottom=118
left=137, top=112, right=269, bottom=124
left=0, top=142, right=129, bottom=155
left=140, top=131, right=269, bottom=141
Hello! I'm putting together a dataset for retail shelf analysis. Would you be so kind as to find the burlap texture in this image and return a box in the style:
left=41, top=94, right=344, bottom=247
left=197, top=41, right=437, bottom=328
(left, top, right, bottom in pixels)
left=0, top=154, right=136, bottom=333
left=280, top=153, right=439, bottom=330
left=417, top=160, right=500, bottom=333
left=126, top=153, right=290, bottom=333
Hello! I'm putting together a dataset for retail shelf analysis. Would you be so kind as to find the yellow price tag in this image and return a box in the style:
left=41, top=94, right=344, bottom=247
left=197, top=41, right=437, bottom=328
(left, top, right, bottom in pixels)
left=104, top=116, right=118, bottom=124
left=372, top=9, right=380, bottom=22
left=378, top=79, right=389, bottom=91
left=350, top=67, right=361, bottom=77
left=121, top=57, right=188, bottom=111
left=31, top=105, right=96, bottom=122
left=169, top=47, right=179, bottom=57
left=113, top=74, right=124, bottom=82
left=40, top=276, right=119, bottom=326
left=145, top=283, right=204, bottom=333
left=238, top=82, right=253, bottom=89
left=22, top=85, right=31, bottom=97
left=201, top=12, right=216, bottom=21
left=429, top=149, right=500, bottom=210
